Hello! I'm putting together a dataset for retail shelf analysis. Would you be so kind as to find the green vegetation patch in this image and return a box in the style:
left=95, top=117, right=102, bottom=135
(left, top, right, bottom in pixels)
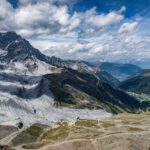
left=126, top=126, right=144, bottom=132
left=26, top=124, right=44, bottom=137
left=100, top=121, right=115, bottom=128
left=12, top=124, right=44, bottom=146
left=75, top=120, right=98, bottom=127
left=69, top=126, right=100, bottom=139
left=132, top=93, right=150, bottom=102
left=42, top=125, right=69, bottom=141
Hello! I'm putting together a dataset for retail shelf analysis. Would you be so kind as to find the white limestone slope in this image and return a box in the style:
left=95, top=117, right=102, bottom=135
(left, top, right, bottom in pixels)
left=0, top=91, right=111, bottom=128
left=0, top=58, right=111, bottom=128
left=1, top=58, right=56, bottom=76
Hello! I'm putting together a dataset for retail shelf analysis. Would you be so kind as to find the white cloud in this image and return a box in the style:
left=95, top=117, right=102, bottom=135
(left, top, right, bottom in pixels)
left=0, top=1, right=126, bottom=37
left=14, top=3, right=71, bottom=36
left=0, top=0, right=149, bottom=65
left=0, top=0, right=77, bottom=36
left=87, top=9, right=124, bottom=27
left=0, top=0, right=15, bottom=31
left=68, top=13, right=81, bottom=30
left=118, top=22, right=138, bottom=33
left=0, top=0, right=12, bottom=19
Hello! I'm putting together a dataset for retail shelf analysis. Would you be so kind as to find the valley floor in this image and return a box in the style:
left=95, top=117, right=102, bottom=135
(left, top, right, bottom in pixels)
left=0, top=112, right=150, bottom=150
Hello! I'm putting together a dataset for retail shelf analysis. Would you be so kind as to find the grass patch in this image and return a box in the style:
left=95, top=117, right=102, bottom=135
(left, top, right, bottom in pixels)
left=26, top=125, right=44, bottom=137
left=126, top=126, right=144, bottom=132
left=69, top=126, right=100, bottom=139
left=100, top=121, right=115, bottom=128
left=42, top=125, right=69, bottom=141
left=74, top=103, right=96, bottom=109
left=75, top=120, right=98, bottom=127
left=12, top=124, right=44, bottom=146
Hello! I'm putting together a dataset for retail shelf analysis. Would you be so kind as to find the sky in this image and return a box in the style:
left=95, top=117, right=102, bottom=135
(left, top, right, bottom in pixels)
left=0, top=0, right=150, bottom=67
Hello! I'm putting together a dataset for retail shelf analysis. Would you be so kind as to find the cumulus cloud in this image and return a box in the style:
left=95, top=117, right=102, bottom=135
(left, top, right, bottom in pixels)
left=0, top=0, right=77, bottom=36
left=0, top=0, right=126, bottom=37
left=0, top=0, right=12, bottom=20
left=118, top=22, right=138, bottom=33
left=87, top=7, right=124, bottom=27
left=14, top=3, right=72, bottom=36
left=0, top=0, right=149, bottom=65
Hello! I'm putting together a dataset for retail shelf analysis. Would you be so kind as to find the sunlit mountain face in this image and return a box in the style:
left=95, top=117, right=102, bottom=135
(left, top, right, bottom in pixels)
left=1, top=0, right=150, bottom=68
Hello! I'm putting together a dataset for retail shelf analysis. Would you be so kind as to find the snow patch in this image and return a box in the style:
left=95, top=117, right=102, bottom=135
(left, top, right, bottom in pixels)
left=0, top=80, right=38, bottom=89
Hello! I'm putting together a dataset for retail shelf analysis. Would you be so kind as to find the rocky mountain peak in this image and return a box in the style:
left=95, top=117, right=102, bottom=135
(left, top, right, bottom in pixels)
left=0, top=31, right=22, bottom=49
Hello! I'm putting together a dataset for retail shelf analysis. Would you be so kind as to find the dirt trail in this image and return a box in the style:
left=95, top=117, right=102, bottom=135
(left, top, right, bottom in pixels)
left=39, top=139, right=90, bottom=150
left=0, top=131, right=19, bottom=145
left=34, top=130, right=150, bottom=150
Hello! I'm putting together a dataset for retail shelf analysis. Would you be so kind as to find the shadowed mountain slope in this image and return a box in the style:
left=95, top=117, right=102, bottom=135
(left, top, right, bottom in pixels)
left=45, top=68, right=141, bottom=113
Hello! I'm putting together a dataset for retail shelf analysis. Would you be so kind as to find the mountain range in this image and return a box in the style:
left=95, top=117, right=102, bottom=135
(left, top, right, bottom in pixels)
left=92, top=62, right=142, bottom=81
left=119, top=69, right=150, bottom=95
left=0, top=31, right=149, bottom=127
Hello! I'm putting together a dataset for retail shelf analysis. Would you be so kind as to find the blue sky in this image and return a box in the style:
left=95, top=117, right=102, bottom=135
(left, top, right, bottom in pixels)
left=8, top=0, right=150, bottom=17
left=7, top=0, right=18, bottom=8
left=1, top=0, right=150, bottom=67
left=74, top=0, right=150, bottom=17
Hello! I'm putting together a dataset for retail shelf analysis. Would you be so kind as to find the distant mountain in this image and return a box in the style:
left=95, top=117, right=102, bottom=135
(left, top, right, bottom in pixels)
left=131, top=59, right=150, bottom=69
left=93, top=62, right=142, bottom=81
left=119, top=69, right=150, bottom=95
left=49, top=56, right=120, bottom=87
left=49, top=56, right=97, bottom=75
left=96, top=71, right=120, bottom=87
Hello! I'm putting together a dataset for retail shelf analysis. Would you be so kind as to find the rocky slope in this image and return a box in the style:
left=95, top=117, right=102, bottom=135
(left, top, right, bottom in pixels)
left=45, top=68, right=141, bottom=113
left=49, top=56, right=120, bottom=87
left=0, top=31, right=57, bottom=76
